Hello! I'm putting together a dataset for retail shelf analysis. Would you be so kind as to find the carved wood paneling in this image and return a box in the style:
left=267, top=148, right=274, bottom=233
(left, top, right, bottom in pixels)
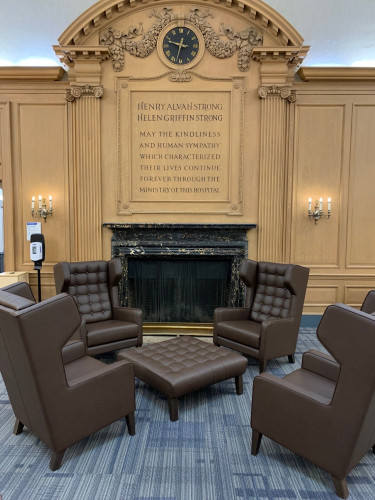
left=69, top=93, right=102, bottom=261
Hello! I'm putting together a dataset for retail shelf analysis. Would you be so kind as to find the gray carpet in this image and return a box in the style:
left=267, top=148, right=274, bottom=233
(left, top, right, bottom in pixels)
left=0, top=328, right=374, bottom=499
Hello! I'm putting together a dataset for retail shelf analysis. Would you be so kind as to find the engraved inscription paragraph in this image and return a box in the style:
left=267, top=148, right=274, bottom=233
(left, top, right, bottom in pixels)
left=132, top=91, right=230, bottom=201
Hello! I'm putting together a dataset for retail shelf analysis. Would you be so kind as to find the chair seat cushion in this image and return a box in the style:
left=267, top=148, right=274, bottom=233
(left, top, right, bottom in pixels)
left=284, top=368, right=336, bottom=405
left=216, top=320, right=262, bottom=349
left=86, top=320, right=139, bottom=347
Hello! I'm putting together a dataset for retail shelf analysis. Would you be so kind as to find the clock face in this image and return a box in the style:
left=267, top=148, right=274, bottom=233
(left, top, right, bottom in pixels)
left=162, top=26, right=200, bottom=66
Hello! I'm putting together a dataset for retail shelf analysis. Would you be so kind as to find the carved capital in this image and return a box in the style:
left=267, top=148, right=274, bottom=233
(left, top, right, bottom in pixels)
left=66, top=84, right=104, bottom=102
left=258, top=85, right=296, bottom=103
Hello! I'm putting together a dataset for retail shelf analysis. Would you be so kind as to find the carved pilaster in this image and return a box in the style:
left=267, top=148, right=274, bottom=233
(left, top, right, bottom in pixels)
left=68, top=86, right=103, bottom=261
left=257, top=85, right=295, bottom=262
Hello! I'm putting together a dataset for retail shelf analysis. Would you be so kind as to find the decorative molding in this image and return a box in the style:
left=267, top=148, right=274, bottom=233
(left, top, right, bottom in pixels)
left=251, top=46, right=309, bottom=68
left=58, top=0, right=303, bottom=50
left=66, top=84, right=104, bottom=101
left=116, top=74, right=245, bottom=215
left=0, top=67, right=65, bottom=81
left=258, top=85, right=296, bottom=102
left=298, top=67, right=375, bottom=82
left=53, top=45, right=110, bottom=67
left=100, top=7, right=262, bottom=72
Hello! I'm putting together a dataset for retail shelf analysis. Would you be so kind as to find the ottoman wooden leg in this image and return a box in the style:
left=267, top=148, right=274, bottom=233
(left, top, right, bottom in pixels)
left=168, top=398, right=179, bottom=422
left=235, top=374, right=243, bottom=395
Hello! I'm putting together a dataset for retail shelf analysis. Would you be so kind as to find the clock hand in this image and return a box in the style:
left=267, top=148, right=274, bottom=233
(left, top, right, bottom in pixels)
left=170, top=39, right=188, bottom=48
left=176, top=38, right=184, bottom=61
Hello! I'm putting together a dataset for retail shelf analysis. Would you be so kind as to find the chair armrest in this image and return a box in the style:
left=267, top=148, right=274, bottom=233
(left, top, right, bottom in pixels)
left=251, top=371, right=333, bottom=430
left=66, top=358, right=134, bottom=387
left=214, top=307, right=251, bottom=323
left=302, top=350, right=340, bottom=382
left=113, top=306, right=142, bottom=326
left=259, top=317, right=297, bottom=359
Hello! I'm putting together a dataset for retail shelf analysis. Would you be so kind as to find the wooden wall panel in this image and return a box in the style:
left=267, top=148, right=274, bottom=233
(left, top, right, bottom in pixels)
left=292, top=104, right=344, bottom=268
left=0, top=101, right=15, bottom=270
left=304, top=285, right=340, bottom=309
left=347, top=105, right=375, bottom=267
left=16, top=102, right=70, bottom=272
left=344, top=285, right=375, bottom=308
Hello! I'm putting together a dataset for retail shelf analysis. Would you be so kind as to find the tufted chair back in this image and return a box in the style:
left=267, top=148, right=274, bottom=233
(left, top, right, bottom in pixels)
left=249, top=262, right=292, bottom=322
left=54, top=260, right=123, bottom=324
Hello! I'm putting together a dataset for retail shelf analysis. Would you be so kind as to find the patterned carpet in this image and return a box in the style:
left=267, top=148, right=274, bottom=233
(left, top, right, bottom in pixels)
left=0, top=329, right=374, bottom=499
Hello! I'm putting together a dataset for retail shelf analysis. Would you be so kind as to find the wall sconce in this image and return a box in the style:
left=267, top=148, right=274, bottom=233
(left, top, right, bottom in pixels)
left=308, top=197, right=331, bottom=224
left=31, top=195, right=53, bottom=222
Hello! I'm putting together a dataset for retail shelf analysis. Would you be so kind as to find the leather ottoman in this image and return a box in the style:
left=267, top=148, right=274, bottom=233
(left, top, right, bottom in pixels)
left=117, top=336, right=247, bottom=421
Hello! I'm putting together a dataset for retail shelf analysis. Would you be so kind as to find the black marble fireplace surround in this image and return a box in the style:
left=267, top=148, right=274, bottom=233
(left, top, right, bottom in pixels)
left=103, top=224, right=256, bottom=324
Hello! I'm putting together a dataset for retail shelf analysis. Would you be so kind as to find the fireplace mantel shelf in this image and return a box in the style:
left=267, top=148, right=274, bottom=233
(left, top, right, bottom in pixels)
left=103, top=223, right=256, bottom=230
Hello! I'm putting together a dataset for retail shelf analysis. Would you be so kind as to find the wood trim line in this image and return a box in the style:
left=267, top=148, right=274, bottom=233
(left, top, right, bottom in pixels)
left=298, top=67, right=375, bottom=82
left=0, top=67, right=65, bottom=81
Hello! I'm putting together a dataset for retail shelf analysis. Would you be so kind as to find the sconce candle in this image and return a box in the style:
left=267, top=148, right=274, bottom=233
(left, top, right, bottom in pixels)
left=31, top=194, right=54, bottom=222
left=308, top=196, right=332, bottom=223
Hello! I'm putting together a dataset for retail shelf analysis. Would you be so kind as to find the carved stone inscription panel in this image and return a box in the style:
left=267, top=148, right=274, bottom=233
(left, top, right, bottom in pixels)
left=117, top=75, right=244, bottom=215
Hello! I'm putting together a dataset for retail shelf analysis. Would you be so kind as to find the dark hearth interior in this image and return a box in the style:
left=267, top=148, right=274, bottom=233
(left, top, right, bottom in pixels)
left=128, top=257, right=232, bottom=322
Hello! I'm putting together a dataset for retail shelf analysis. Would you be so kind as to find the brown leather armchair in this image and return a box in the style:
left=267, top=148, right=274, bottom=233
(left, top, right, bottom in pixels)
left=0, top=285, right=136, bottom=471
left=213, top=259, right=309, bottom=372
left=251, top=304, right=375, bottom=499
left=54, top=259, right=143, bottom=355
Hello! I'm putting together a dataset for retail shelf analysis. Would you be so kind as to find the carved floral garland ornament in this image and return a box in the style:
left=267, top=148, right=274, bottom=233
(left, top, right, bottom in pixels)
left=100, top=7, right=263, bottom=72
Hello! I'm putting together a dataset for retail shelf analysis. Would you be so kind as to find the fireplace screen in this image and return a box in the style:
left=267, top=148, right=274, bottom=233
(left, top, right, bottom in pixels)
left=128, top=257, right=232, bottom=323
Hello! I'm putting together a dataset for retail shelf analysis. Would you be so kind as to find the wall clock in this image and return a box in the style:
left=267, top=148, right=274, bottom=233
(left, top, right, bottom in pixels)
left=157, top=21, right=205, bottom=70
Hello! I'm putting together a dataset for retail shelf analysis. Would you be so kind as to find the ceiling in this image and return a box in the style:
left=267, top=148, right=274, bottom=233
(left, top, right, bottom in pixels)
left=0, top=0, right=374, bottom=68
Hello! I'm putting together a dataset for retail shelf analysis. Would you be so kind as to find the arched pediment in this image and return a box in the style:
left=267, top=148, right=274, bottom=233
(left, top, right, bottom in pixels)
left=58, top=0, right=304, bottom=48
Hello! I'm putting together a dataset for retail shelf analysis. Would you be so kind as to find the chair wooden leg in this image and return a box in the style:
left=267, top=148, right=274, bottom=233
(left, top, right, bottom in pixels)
left=331, top=475, right=349, bottom=499
left=168, top=398, right=179, bottom=422
left=49, top=450, right=65, bottom=471
left=235, top=374, right=243, bottom=395
left=125, top=412, right=135, bottom=436
left=251, top=430, right=262, bottom=456
left=13, top=419, right=24, bottom=435
left=259, top=360, right=267, bottom=373
left=288, top=354, right=295, bottom=364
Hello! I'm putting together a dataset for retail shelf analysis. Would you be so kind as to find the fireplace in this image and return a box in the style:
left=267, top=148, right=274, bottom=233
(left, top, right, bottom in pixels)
left=103, top=224, right=256, bottom=333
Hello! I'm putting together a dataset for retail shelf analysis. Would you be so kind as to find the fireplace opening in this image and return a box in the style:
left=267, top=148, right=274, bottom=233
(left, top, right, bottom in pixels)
left=128, top=257, right=232, bottom=323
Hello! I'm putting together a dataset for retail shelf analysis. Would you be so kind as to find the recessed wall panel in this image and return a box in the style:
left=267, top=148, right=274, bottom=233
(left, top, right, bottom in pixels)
left=292, top=105, right=344, bottom=267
